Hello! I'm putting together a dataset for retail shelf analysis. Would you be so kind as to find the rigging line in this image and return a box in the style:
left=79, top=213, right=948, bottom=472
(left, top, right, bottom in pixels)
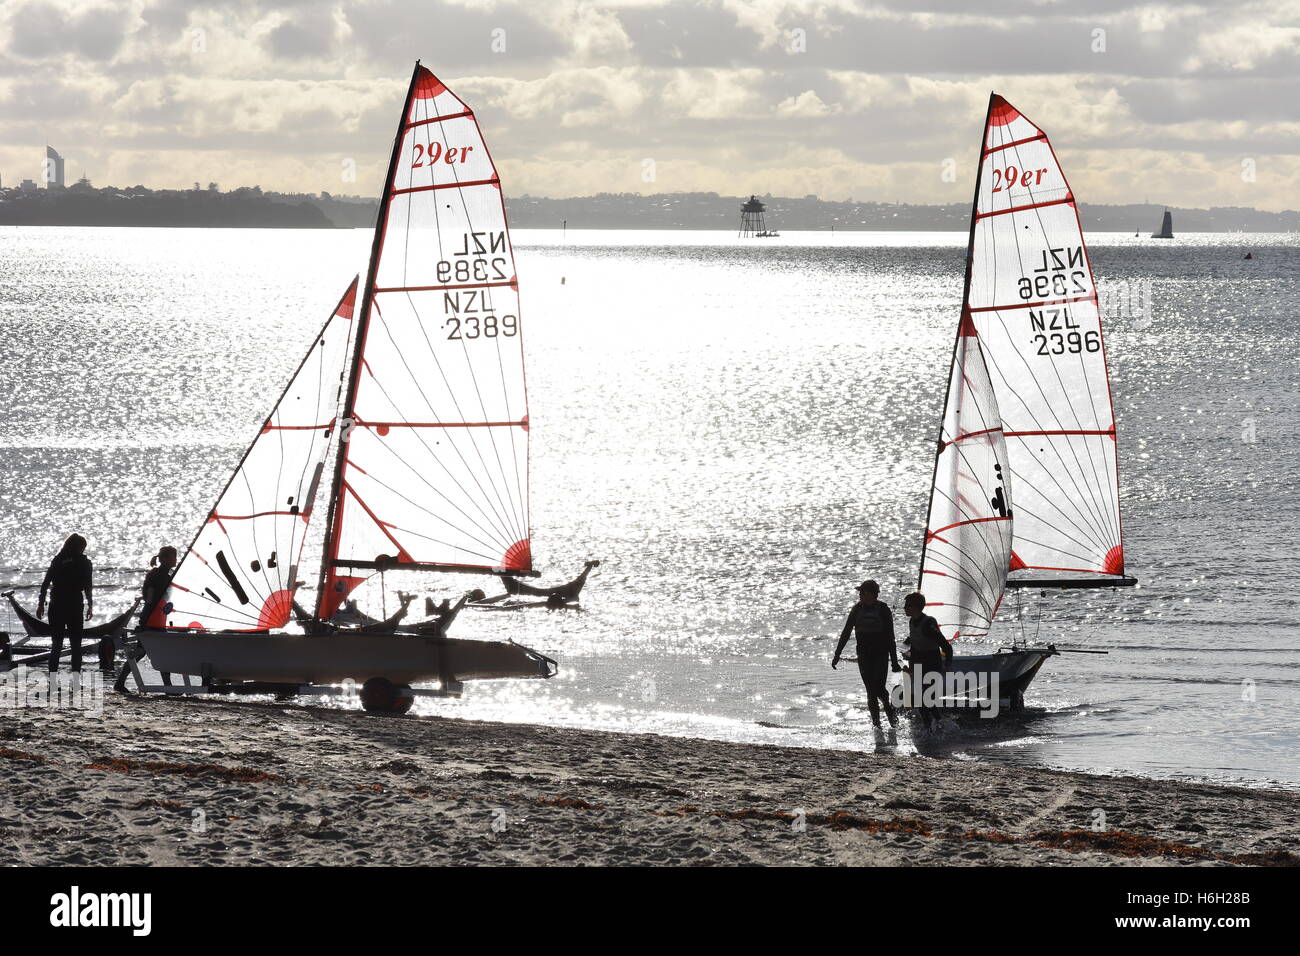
left=422, top=107, right=526, bottom=538
left=925, top=497, right=1007, bottom=606
left=978, top=325, right=1113, bottom=552
left=372, top=523, right=503, bottom=565
left=926, top=464, right=1008, bottom=602
left=343, top=439, right=514, bottom=558
left=921, top=545, right=1004, bottom=622
left=936, top=343, right=1012, bottom=590
left=991, top=517, right=1102, bottom=567
left=925, top=594, right=1000, bottom=627
left=367, top=303, right=521, bottom=547
left=199, top=514, right=274, bottom=614
left=432, top=114, right=529, bottom=533
left=240, top=423, right=279, bottom=602
left=1003, top=463, right=1110, bottom=558
left=168, top=571, right=265, bottom=627
left=286, top=332, right=336, bottom=584
left=242, top=311, right=345, bottom=611
left=391, top=94, right=524, bottom=540
left=1007, top=137, right=1120, bottom=546
left=973, top=304, right=1114, bottom=553
left=346, top=374, right=516, bottom=552
left=976, top=151, right=1113, bottom=561
left=1009, top=255, right=1117, bottom=554
left=396, top=289, right=525, bottom=545
left=279, top=337, right=335, bottom=596
left=165, top=604, right=277, bottom=630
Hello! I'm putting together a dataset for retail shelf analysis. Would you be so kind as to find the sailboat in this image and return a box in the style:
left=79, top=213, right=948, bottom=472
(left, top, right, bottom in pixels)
left=125, top=63, right=561, bottom=712
left=913, top=94, right=1134, bottom=712
left=1152, top=209, right=1174, bottom=238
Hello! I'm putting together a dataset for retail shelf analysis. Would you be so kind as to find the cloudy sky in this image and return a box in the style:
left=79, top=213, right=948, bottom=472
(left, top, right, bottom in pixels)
left=2, top=0, right=1298, bottom=208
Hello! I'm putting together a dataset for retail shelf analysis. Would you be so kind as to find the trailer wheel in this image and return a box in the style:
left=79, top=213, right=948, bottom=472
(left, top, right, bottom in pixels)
left=360, top=677, right=414, bottom=714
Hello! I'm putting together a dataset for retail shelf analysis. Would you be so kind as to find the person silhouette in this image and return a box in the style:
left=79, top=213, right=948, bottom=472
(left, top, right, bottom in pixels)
left=37, top=534, right=94, bottom=673
left=832, top=579, right=901, bottom=728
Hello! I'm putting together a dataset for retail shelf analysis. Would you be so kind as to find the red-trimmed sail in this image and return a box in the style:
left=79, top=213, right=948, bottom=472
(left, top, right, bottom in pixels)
left=162, top=278, right=358, bottom=631
left=318, top=63, right=530, bottom=608
left=968, top=94, right=1124, bottom=581
left=919, top=313, right=1013, bottom=640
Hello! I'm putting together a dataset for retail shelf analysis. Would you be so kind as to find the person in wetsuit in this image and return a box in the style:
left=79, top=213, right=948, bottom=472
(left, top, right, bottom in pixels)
left=140, top=545, right=177, bottom=628
left=902, top=592, right=952, bottom=726
left=139, top=546, right=178, bottom=682
left=832, top=579, right=901, bottom=728
left=37, top=534, right=94, bottom=673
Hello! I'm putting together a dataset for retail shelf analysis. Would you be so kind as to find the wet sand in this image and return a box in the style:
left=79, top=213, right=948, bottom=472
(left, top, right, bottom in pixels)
left=2, top=693, right=1298, bottom=866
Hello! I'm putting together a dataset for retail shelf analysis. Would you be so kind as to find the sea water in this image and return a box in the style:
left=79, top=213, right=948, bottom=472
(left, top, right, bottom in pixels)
left=2, top=225, right=1297, bottom=789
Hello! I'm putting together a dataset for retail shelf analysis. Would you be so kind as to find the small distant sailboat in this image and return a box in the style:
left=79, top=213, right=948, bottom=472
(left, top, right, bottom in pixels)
left=912, top=94, right=1134, bottom=712
left=1152, top=208, right=1174, bottom=238
left=124, top=62, right=575, bottom=711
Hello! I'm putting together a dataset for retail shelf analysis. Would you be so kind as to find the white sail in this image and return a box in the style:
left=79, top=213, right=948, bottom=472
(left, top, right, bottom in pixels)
left=318, top=65, right=530, bottom=618
left=919, top=313, right=1013, bottom=639
left=967, top=95, right=1125, bottom=583
left=161, top=279, right=357, bottom=631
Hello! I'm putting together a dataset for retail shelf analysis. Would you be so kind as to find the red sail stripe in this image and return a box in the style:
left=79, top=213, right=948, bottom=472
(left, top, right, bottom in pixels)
left=940, top=425, right=1004, bottom=449
left=1004, top=428, right=1115, bottom=438
left=262, top=421, right=334, bottom=432
left=968, top=294, right=1095, bottom=313
left=211, top=510, right=307, bottom=521
left=358, top=420, right=527, bottom=429
left=406, top=110, right=472, bottom=130
left=926, top=515, right=1010, bottom=539
left=983, top=132, right=1048, bottom=155
left=374, top=280, right=516, bottom=294
left=390, top=177, right=499, bottom=197
left=975, top=195, right=1073, bottom=220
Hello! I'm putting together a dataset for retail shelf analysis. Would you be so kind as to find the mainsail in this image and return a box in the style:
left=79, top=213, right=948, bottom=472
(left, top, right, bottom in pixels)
left=965, top=94, right=1126, bottom=585
left=161, top=279, right=358, bottom=630
left=317, top=64, right=531, bottom=618
left=918, top=315, right=1013, bottom=640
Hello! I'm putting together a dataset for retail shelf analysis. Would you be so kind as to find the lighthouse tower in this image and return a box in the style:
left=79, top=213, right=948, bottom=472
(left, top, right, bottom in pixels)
left=738, top=195, right=767, bottom=237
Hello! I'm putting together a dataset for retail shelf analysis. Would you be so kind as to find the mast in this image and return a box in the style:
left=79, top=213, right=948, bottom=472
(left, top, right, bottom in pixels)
left=916, top=93, right=997, bottom=593
left=313, top=64, right=424, bottom=620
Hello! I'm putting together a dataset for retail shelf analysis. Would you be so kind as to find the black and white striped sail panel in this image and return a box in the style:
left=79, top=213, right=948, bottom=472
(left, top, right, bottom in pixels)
left=328, top=66, right=531, bottom=584
left=920, top=315, right=1013, bottom=640
left=162, top=279, right=358, bottom=631
left=966, top=95, right=1124, bottom=581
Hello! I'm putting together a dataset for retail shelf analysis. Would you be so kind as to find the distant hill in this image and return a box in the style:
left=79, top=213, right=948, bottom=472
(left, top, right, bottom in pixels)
left=0, top=184, right=337, bottom=228
left=502, top=192, right=1300, bottom=233
left=2, top=184, right=1296, bottom=232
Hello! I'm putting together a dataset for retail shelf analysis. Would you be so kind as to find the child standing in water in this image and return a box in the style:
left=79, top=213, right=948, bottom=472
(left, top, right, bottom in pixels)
left=37, top=533, right=94, bottom=673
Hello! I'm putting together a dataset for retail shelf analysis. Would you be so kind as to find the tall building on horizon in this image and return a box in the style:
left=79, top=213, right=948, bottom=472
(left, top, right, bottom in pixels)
left=44, top=146, right=65, bottom=188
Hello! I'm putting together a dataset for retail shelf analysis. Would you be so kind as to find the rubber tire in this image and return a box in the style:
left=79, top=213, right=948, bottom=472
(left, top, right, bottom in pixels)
left=360, top=677, right=415, bottom=715
left=392, top=684, right=415, bottom=715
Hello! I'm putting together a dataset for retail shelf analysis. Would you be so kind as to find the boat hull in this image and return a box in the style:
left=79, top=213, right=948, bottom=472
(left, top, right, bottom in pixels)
left=5, top=593, right=139, bottom=639
left=136, top=630, right=554, bottom=685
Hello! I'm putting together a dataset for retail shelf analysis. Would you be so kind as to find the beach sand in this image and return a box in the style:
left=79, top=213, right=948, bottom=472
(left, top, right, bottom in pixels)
left=2, top=692, right=1297, bottom=866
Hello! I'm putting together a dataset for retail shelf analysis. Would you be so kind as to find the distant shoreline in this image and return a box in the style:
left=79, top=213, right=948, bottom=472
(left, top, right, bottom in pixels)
left=4, top=186, right=1298, bottom=232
